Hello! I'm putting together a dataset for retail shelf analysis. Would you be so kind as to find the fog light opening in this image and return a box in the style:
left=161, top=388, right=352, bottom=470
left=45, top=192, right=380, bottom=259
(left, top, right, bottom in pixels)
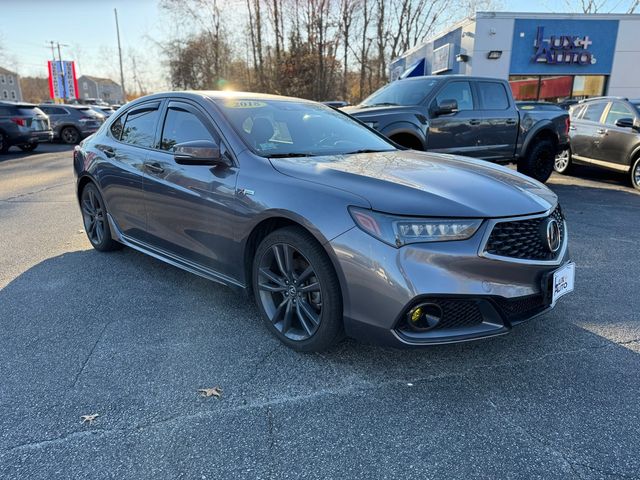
left=407, top=303, right=442, bottom=331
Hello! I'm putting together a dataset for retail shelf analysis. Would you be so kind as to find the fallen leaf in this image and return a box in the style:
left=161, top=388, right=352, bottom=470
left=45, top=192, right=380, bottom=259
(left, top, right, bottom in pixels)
left=198, top=387, right=223, bottom=398
left=81, top=413, right=99, bottom=425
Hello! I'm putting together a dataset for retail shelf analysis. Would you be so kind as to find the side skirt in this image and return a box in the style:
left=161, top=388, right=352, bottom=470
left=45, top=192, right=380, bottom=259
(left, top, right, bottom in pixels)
left=107, top=213, right=246, bottom=290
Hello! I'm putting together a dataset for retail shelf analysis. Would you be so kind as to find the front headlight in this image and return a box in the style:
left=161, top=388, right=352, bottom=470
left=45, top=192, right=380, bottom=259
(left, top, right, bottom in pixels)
left=349, top=206, right=482, bottom=247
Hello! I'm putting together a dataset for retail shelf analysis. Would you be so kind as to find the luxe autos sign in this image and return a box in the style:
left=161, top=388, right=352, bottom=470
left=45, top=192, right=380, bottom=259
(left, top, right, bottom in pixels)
left=532, top=27, right=595, bottom=65
left=510, top=19, right=618, bottom=75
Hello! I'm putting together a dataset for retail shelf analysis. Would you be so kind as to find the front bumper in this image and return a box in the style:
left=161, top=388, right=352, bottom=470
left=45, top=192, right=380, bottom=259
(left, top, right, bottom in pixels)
left=329, top=219, right=571, bottom=347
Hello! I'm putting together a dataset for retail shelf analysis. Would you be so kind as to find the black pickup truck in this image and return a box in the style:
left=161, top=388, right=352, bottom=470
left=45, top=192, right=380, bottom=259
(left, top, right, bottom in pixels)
left=343, top=75, right=570, bottom=183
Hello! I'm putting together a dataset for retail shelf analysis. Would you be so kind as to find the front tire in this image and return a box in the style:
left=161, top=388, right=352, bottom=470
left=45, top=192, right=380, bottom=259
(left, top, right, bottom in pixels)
left=252, top=227, right=343, bottom=352
left=80, top=182, right=122, bottom=252
left=631, top=157, right=640, bottom=191
left=554, top=148, right=572, bottom=174
left=518, top=139, right=556, bottom=183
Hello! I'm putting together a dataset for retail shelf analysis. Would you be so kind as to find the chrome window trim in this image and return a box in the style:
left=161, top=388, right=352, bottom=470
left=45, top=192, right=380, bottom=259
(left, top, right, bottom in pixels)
left=477, top=205, right=568, bottom=266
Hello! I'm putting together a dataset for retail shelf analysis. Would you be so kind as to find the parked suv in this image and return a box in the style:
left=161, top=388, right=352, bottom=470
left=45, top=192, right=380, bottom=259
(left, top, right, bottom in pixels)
left=556, top=97, right=640, bottom=190
left=38, top=104, right=103, bottom=144
left=0, top=101, right=53, bottom=153
left=344, top=76, right=570, bottom=183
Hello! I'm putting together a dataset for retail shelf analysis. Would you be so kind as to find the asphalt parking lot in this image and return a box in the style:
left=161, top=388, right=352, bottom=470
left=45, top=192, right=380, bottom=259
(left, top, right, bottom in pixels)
left=1, top=143, right=639, bottom=480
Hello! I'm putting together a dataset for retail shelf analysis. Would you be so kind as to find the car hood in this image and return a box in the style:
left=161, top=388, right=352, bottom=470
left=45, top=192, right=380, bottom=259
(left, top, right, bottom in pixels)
left=342, top=104, right=422, bottom=119
left=270, top=150, right=556, bottom=218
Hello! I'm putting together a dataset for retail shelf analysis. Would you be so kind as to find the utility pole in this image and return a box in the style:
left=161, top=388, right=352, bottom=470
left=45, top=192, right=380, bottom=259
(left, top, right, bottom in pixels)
left=114, top=8, right=126, bottom=103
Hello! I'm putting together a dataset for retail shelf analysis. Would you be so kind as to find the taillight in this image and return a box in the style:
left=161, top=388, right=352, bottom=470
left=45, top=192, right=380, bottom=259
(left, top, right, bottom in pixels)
left=565, top=117, right=570, bottom=134
left=11, top=117, right=26, bottom=127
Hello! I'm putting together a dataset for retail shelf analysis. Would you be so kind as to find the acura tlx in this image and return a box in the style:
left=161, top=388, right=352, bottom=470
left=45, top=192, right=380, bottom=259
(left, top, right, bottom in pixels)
left=73, top=91, right=575, bottom=351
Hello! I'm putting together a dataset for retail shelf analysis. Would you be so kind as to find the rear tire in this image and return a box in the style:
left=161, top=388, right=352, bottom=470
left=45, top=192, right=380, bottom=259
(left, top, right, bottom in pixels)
left=80, top=182, right=122, bottom=252
left=61, top=126, right=80, bottom=145
left=0, top=132, right=9, bottom=154
left=554, top=148, right=572, bottom=174
left=518, top=139, right=556, bottom=183
left=631, top=157, right=640, bottom=191
left=19, top=143, right=38, bottom=152
left=252, top=226, right=344, bottom=352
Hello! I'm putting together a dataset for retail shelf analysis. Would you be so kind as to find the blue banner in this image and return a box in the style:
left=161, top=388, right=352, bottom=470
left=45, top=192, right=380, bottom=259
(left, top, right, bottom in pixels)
left=510, top=19, right=619, bottom=75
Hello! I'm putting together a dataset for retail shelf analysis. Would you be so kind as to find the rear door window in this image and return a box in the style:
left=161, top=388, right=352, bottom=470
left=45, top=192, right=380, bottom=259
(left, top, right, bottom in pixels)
left=120, top=103, right=161, bottom=148
left=477, top=82, right=510, bottom=110
left=581, top=102, right=607, bottom=123
left=435, top=81, right=474, bottom=110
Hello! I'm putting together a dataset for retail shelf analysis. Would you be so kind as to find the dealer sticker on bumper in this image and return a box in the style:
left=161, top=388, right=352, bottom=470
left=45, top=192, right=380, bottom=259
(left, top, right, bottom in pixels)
left=552, top=262, right=575, bottom=306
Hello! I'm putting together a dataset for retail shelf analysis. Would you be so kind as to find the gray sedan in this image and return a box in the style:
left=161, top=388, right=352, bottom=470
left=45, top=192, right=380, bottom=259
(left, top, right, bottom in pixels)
left=73, top=91, right=574, bottom=351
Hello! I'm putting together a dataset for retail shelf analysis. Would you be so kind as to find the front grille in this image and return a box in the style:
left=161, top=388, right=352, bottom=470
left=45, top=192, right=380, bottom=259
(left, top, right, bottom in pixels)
left=484, top=206, right=565, bottom=261
left=493, top=294, right=548, bottom=322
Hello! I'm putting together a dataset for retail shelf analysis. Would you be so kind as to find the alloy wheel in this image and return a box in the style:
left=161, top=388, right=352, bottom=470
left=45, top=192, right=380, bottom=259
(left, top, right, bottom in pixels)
left=257, top=243, right=322, bottom=341
left=555, top=149, right=570, bottom=172
left=62, top=128, right=79, bottom=144
left=634, top=161, right=640, bottom=187
left=81, top=187, right=106, bottom=245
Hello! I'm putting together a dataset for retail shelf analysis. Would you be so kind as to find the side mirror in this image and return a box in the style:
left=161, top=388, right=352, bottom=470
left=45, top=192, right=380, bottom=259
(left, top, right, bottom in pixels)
left=435, top=99, right=458, bottom=116
left=614, top=117, right=635, bottom=129
left=173, top=140, right=230, bottom=166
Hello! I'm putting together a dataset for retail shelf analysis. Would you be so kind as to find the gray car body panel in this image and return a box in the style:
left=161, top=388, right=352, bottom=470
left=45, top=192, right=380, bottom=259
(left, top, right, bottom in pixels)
left=74, top=91, right=572, bottom=347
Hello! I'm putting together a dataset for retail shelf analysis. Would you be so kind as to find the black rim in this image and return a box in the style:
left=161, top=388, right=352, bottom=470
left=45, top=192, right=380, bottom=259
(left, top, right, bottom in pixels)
left=81, top=188, right=105, bottom=245
left=257, top=243, right=322, bottom=341
left=63, top=128, right=78, bottom=144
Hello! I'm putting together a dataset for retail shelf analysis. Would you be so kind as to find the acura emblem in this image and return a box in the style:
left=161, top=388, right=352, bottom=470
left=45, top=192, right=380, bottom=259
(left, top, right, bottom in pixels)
left=545, top=218, right=561, bottom=253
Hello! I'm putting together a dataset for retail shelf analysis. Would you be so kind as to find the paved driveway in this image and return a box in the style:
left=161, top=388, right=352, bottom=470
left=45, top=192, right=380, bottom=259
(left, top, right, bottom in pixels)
left=1, top=144, right=639, bottom=479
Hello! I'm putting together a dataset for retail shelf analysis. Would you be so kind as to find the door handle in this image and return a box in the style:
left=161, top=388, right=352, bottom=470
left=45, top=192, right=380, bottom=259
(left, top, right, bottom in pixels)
left=98, top=145, right=116, bottom=158
left=505, top=119, right=517, bottom=125
left=469, top=119, right=481, bottom=126
left=145, top=162, right=165, bottom=174
left=596, top=128, right=608, bottom=135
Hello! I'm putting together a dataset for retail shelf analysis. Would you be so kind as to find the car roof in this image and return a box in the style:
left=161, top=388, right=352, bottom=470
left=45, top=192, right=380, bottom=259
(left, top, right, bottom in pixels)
left=0, top=101, right=37, bottom=107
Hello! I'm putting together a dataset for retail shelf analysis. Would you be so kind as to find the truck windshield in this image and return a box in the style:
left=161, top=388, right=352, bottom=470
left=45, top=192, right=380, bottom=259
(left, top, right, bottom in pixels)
left=360, top=78, right=439, bottom=107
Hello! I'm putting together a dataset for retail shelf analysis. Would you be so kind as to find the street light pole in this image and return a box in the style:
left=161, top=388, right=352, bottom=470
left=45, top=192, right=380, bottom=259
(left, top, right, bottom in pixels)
left=114, top=8, right=126, bottom=103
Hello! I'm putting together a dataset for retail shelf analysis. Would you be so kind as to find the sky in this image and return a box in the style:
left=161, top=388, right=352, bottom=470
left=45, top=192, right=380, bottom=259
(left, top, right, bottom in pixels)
left=0, top=0, right=637, bottom=91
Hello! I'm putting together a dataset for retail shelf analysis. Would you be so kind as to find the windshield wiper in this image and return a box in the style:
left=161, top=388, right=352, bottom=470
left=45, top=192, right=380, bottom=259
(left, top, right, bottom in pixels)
left=264, top=152, right=317, bottom=158
left=342, top=149, right=394, bottom=155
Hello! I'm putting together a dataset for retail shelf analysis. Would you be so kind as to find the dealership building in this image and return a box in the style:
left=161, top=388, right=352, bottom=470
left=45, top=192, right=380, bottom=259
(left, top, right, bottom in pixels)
left=390, top=12, right=640, bottom=102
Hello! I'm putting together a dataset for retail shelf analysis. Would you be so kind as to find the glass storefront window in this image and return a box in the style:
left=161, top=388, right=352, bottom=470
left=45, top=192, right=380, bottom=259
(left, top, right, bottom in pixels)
left=572, top=76, right=606, bottom=99
left=509, top=76, right=539, bottom=101
left=508, top=75, right=607, bottom=103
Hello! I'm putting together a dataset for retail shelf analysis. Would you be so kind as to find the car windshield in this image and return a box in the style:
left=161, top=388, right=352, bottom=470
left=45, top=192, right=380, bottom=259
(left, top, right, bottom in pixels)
left=215, top=98, right=395, bottom=158
left=359, top=78, right=440, bottom=107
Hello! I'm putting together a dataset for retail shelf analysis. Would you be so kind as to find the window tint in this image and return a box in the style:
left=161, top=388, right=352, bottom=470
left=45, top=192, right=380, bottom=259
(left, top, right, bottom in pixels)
left=570, top=104, right=585, bottom=119
left=40, top=106, right=67, bottom=115
left=0, top=106, right=14, bottom=116
left=604, top=102, right=635, bottom=126
left=477, top=82, right=509, bottom=110
left=435, top=82, right=474, bottom=110
left=110, top=114, right=124, bottom=140
left=160, top=107, right=216, bottom=151
left=581, top=102, right=607, bottom=123
left=120, top=105, right=160, bottom=148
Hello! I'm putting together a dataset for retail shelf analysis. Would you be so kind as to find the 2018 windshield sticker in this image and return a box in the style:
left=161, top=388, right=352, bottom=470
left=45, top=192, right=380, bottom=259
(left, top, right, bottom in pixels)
left=225, top=100, right=267, bottom=108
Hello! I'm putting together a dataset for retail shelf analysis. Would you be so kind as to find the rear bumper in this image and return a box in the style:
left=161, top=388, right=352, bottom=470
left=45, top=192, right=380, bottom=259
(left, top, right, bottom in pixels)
left=10, top=130, right=53, bottom=145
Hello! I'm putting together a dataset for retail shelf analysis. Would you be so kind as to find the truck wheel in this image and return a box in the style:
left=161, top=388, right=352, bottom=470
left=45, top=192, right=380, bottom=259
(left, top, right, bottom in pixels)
left=518, top=139, right=555, bottom=183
